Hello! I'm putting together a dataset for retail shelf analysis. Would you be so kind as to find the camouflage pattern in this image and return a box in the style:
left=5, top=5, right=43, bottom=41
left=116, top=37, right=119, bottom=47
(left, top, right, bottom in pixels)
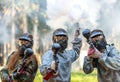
left=83, top=44, right=120, bottom=82
left=0, top=50, right=38, bottom=82
left=40, top=38, right=82, bottom=82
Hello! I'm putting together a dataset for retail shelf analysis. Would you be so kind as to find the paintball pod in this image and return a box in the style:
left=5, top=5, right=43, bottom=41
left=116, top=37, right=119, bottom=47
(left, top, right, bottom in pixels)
left=8, top=48, right=33, bottom=82
left=43, top=43, right=61, bottom=81
left=82, top=29, right=95, bottom=48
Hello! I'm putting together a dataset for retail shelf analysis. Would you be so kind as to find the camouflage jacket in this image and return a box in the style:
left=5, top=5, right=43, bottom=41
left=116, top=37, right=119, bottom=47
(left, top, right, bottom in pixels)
left=0, top=51, right=38, bottom=82
left=40, top=38, right=82, bottom=82
left=83, top=44, right=120, bottom=82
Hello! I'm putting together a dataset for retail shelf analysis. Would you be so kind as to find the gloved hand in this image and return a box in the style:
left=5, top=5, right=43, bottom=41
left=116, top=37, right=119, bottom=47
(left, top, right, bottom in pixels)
left=44, top=62, right=59, bottom=81
left=52, top=70, right=59, bottom=78
left=92, top=48, right=102, bottom=58
left=50, top=61, right=56, bottom=70
left=50, top=61, right=59, bottom=78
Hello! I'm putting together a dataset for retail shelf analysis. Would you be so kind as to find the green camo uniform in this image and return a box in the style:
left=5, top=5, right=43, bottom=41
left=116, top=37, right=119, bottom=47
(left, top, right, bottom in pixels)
left=0, top=51, right=38, bottom=82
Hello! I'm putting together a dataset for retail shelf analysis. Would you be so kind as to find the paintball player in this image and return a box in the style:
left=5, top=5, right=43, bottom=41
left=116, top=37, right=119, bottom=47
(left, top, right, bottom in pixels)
left=40, top=28, right=82, bottom=82
left=83, top=29, right=120, bottom=82
left=0, top=33, right=38, bottom=82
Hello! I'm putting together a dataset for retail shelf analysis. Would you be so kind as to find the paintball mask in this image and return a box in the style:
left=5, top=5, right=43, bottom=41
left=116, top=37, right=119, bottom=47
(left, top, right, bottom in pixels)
left=57, top=39, right=68, bottom=51
left=18, top=33, right=33, bottom=55
left=90, top=29, right=107, bottom=51
left=93, top=38, right=107, bottom=51
left=53, top=28, right=68, bottom=52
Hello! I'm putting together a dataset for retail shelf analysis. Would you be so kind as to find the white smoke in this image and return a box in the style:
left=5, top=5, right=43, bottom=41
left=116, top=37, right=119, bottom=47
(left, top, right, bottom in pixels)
left=47, top=0, right=120, bottom=40
left=0, top=27, right=10, bottom=43
left=47, top=0, right=101, bottom=28
left=0, top=14, right=11, bottom=43
left=47, top=0, right=118, bottom=29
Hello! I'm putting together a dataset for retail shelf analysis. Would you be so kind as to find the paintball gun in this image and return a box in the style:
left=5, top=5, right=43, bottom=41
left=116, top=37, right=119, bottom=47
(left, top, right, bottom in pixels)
left=43, top=43, right=61, bottom=81
left=8, top=48, right=33, bottom=82
left=16, top=48, right=33, bottom=73
left=82, top=29, right=96, bottom=56
left=82, top=29, right=100, bottom=67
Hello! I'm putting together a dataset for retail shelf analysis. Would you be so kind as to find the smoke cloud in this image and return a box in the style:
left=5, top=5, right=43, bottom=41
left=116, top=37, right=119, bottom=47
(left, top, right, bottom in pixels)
left=0, top=14, right=11, bottom=43
left=47, top=0, right=120, bottom=44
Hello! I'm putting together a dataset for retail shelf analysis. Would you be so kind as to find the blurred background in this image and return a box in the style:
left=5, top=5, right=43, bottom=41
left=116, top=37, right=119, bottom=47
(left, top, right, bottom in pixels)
left=0, top=0, right=120, bottom=72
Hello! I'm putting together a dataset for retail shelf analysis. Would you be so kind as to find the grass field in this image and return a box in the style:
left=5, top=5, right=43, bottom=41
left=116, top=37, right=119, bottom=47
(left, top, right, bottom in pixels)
left=34, top=70, right=97, bottom=82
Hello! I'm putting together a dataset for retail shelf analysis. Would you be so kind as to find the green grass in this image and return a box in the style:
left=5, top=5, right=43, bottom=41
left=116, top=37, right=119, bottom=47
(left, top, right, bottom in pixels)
left=71, top=70, right=97, bottom=82
left=34, top=70, right=97, bottom=82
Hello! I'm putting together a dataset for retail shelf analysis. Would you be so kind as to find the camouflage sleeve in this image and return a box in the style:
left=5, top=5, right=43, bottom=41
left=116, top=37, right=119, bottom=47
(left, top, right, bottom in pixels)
left=16, top=55, right=38, bottom=81
left=72, top=38, right=82, bottom=55
left=40, top=50, right=53, bottom=76
left=68, top=38, right=82, bottom=63
left=83, top=56, right=94, bottom=74
left=0, top=52, right=15, bottom=81
left=98, top=47, right=120, bottom=70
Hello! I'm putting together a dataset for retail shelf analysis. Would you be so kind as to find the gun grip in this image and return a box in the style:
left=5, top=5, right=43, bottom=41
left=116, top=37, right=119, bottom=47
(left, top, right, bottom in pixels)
left=43, top=70, right=54, bottom=81
left=88, top=48, right=95, bottom=56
